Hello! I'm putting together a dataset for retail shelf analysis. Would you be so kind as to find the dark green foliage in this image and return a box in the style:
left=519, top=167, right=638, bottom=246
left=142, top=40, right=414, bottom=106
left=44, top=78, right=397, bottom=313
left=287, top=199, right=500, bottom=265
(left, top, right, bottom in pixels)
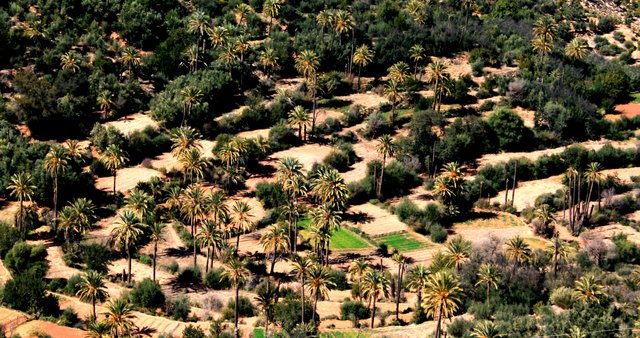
left=58, top=307, right=80, bottom=327
left=4, top=242, right=49, bottom=278
left=269, top=121, right=299, bottom=151
left=80, top=243, right=113, bottom=273
left=255, top=182, right=288, bottom=210
left=130, top=279, right=166, bottom=310
left=329, top=269, right=350, bottom=290
left=203, top=268, right=231, bottom=290
left=167, top=295, right=191, bottom=321
left=447, top=318, right=473, bottom=338
left=340, top=301, right=371, bottom=320
left=0, top=222, right=21, bottom=257
left=176, top=267, right=202, bottom=287
left=273, top=297, right=316, bottom=332
left=222, top=296, right=257, bottom=320
left=486, top=108, right=532, bottom=151
left=3, top=271, right=59, bottom=316
left=182, top=325, right=207, bottom=338
left=429, top=224, right=448, bottom=243
left=64, top=274, right=84, bottom=296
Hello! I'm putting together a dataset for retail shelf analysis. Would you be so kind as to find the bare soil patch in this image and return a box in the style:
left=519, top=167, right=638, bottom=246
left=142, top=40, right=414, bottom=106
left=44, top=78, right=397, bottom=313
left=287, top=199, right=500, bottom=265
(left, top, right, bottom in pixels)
left=236, top=128, right=270, bottom=139
left=615, top=103, right=640, bottom=118
left=346, top=203, right=409, bottom=237
left=600, top=167, right=640, bottom=183
left=335, top=93, right=388, bottom=108
left=104, top=112, right=159, bottom=136
left=275, top=78, right=304, bottom=92
left=95, top=166, right=164, bottom=194
left=584, top=223, right=640, bottom=245
left=450, top=212, right=535, bottom=245
left=13, top=320, right=85, bottom=338
left=269, top=144, right=335, bottom=171
left=493, top=175, right=565, bottom=211
left=149, top=140, right=215, bottom=172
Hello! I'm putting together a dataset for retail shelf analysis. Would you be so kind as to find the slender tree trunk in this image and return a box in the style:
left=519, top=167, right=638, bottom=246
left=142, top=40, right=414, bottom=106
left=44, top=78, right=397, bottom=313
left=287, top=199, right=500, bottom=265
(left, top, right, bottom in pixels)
left=92, top=298, right=96, bottom=320
left=271, top=248, right=277, bottom=275
left=511, top=162, right=517, bottom=206
left=236, top=232, right=241, bottom=253
left=395, top=264, right=403, bottom=321
left=153, top=240, right=158, bottom=282
left=371, top=294, right=377, bottom=328
left=435, top=302, right=444, bottom=338
left=234, top=285, right=240, bottom=338
left=301, top=279, right=305, bottom=326
left=113, top=171, right=117, bottom=196
left=504, top=178, right=509, bottom=206
left=349, top=29, right=355, bottom=78
left=18, top=198, right=23, bottom=236
left=377, top=155, right=386, bottom=197
left=53, top=175, right=58, bottom=230
left=486, top=284, right=490, bottom=305
left=128, top=249, right=132, bottom=284
left=206, top=246, right=210, bottom=273
left=553, top=232, right=559, bottom=277
left=193, top=223, right=198, bottom=268
left=357, top=65, right=362, bottom=90
left=313, top=292, right=319, bottom=322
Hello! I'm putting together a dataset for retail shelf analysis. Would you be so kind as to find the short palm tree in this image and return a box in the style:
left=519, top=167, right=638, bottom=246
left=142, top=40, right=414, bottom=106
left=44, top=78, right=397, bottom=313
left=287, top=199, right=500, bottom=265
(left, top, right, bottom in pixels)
left=208, top=26, right=229, bottom=49
left=260, top=223, right=290, bottom=274
left=287, top=106, right=311, bottom=140
left=149, top=222, right=166, bottom=282
left=7, top=172, right=36, bottom=236
left=180, top=86, right=203, bottom=127
left=101, top=144, right=128, bottom=196
left=259, top=47, right=279, bottom=77
left=76, top=270, right=109, bottom=319
left=443, top=235, right=472, bottom=271
left=86, top=320, right=111, bottom=338
left=376, top=134, right=395, bottom=196
left=388, top=62, right=411, bottom=84
left=423, top=271, right=463, bottom=338
left=103, top=298, right=137, bottom=338
left=573, top=275, right=606, bottom=304
left=197, top=220, right=225, bottom=273
left=409, top=44, right=425, bottom=77
left=504, top=236, right=532, bottom=274
left=231, top=201, right=255, bottom=253
left=407, top=264, right=430, bottom=311
left=120, top=46, right=141, bottom=78
left=179, top=147, right=208, bottom=183
left=170, top=126, right=202, bottom=159
left=306, top=264, right=336, bottom=323
left=125, top=189, right=153, bottom=221
left=181, top=185, right=208, bottom=268
left=291, top=254, right=314, bottom=326
left=58, top=197, right=97, bottom=243
left=255, top=282, right=279, bottom=338
left=471, top=320, right=505, bottom=338
left=384, top=80, right=402, bottom=125
left=223, top=256, right=251, bottom=338
left=352, top=44, right=373, bottom=89
left=565, top=38, right=589, bottom=60
left=97, top=90, right=114, bottom=118
left=362, top=268, right=391, bottom=328
left=391, top=251, right=407, bottom=321
left=426, top=60, right=448, bottom=112
left=310, top=167, right=349, bottom=211
left=112, top=210, right=146, bottom=283
left=60, top=51, right=81, bottom=72
left=475, top=263, right=501, bottom=304
left=44, top=146, right=70, bottom=228
left=348, top=258, right=370, bottom=301
left=64, top=139, right=84, bottom=159
left=262, top=0, right=282, bottom=34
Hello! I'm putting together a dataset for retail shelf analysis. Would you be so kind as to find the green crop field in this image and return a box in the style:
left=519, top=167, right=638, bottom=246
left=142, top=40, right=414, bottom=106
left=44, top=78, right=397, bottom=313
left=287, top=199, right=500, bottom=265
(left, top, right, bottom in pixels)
left=329, top=228, right=371, bottom=250
left=320, top=332, right=370, bottom=338
left=377, top=233, right=427, bottom=252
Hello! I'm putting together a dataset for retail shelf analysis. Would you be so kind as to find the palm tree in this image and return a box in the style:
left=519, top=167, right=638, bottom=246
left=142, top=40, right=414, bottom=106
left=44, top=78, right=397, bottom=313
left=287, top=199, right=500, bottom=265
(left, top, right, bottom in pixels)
left=234, top=3, right=253, bottom=31
left=219, top=44, right=239, bottom=74
left=259, top=47, right=279, bottom=77
left=567, top=326, right=587, bottom=338
left=44, top=146, right=70, bottom=229
left=223, top=256, right=250, bottom=338
left=407, top=264, right=430, bottom=313
left=471, top=321, right=505, bottom=338
left=207, top=191, right=229, bottom=227
left=287, top=106, right=311, bottom=140
left=60, top=51, right=81, bottom=72
left=97, top=90, right=114, bottom=118
left=348, top=258, right=370, bottom=301
left=103, top=298, right=137, bottom=338
left=310, top=167, right=350, bottom=211
left=423, top=271, right=463, bottom=338
left=333, top=9, right=355, bottom=76
left=170, top=126, right=202, bottom=159
left=409, top=44, right=425, bottom=77
left=262, top=0, right=281, bottom=35
left=388, top=62, right=411, bottom=84
left=306, top=264, right=335, bottom=323
left=376, top=135, right=395, bottom=196
left=101, top=144, right=128, bottom=196
left=443, top=235, right=472, bottom=271
left=294, top=50, right=320, bottom=134
left=186, top=11, right=210, bottom=73
left=255, top=282, right=279, bottom=338
left=125, top=189, right=153, bottom=221
left=310, top=205, right=342, bottom=265
left=58, top=197, right=97, bottom=243
left=260, top=223, right=290, bottom=274
left=208, top=26, right=229, bottom=49
left=291, top=254, right=314, bottom=326
left=352, top=44, right=373, bottom=89
left=180, top=86, right=203, bottom=127
left=181, top=185, right=208, bottom=268
left=426, top=60, right=449, bottom=112
left=405, top=0, right=426, bottom=24
left=391, top=251, right=407, bottom=321
left=584, top=162, right=603, bottom=219
left=475, top=263, right=501, bottom=304
left=533, top=15, right=557, bottom=46
left=231, top=201, right=254, bottom=253
left=112, top=210, right=146, bottom=283
left=316, top=9, right=334, bottom=43
left=547, top=236, right=571, bottom=277
left=149, top=222, right=166, bottom=282
left=86, top=320, right=111, bottom=338
left=76, top=270, right=109, bottom=320
left=120, top=46, right=141, bottom=79
left=504, top=236, right=532, bottom=274
left=179, top=147, right=208, bottom=184
left=182, top=44, right=199, bottom=73
left=574, top=275, right=606, bottom=304
left=7, top=172, right=35, bottom=236
left=565, top=38, right=589, bottom=60
left=384, top=80, right=402, bottom=125
left=362, top=268, right=391, bottom=328
left=64, top=139, right=84, bottom=159
left=197, top=220, right=225, bottom=273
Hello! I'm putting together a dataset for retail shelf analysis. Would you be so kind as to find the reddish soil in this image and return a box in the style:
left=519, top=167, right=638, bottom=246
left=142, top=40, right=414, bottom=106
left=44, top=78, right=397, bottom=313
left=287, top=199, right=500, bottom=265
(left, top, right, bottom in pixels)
left=615, top=103, right=640, bottom=118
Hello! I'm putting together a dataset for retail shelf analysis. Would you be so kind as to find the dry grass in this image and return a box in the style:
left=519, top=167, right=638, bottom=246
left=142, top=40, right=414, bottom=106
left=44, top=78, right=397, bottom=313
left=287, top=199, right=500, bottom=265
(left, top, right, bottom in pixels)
left=236, top=128, right=270, bottom=139
left=104, top=112, right=159, bottom=136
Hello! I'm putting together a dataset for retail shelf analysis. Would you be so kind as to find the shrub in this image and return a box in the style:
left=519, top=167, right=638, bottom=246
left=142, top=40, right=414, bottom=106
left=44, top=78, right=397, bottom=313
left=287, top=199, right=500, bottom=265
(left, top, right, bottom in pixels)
left=64, top=274, right=84, bottom=296
left=342, top=105, right=366, bottom=126
left=255, top=182, right=287, bottom=209
left=468, top=301, right=493, bottom=320
left=323, top=150, right=351, bottom=172
left=176, top=267, right=202, bottom=287
left=273, top=297, right=316, bottom=332
left=164, top=260, right=180, bottom=274
left=430, top=225, right=448, bottom=243
left=130, top=279, right=166, bottom=310
left=0, top=223, right=21, bottom=257
left=57, top=307, right=80, bottom=327
left=80, top=243, right=112, bottom=273
left=167, top=294, right=191, bottom=321
left=340, top=301, right=371, bottom=321
left=182, top=325, right=207, bottom=338
left=222, top=296, right=257, bottom=320
left=394, top=198, right=422, bottom=223
left=5, top=242, right=49, bottom=277
left=447, top=318, right=474, bottom=338
left=597, top=16, right=617, bottom=33
left=329, top=269, right=350, bottom=290
left=487, top=108, right=532, bottom=151
left=203, top=268, right=231, bottom=290
left=269, top=121, right=299, bottom=151
left=549, top=286, right=577, bottom=309
left=4, top=271, right=59, bottom=316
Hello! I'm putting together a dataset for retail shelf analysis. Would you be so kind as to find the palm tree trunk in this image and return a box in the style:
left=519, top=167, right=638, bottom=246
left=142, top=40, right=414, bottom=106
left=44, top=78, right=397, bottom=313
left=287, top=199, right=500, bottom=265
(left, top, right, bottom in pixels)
left=18, top=198, right=23, bottom=236
left=511, top=162, right=517, bottom=206
left=271, top=248, right=277, bottom=275
left=53, top=175, right=58, bottom=230
left=206, top=246, right=210, bottom=273
left=92, top=298, right=96, bottom=320
left=128, top=249, right=132, bottom=284
left=357, top=65, right=362, bottom=90
left=193, top=223, right=197, bottom=269
left=377, top=155, right=386, bottom=197
left=435, top=302, right=444, bottom=338
left=486, top=284, right=490, bottom=305
left=371, top=294, right=377, bottom=328
left=432, top=79, right=439, bottom=110
left=395, top=264, right=402, bottom=321
left=234, top=285, right=240, bottom=338
left=153, top=240, right=158, bottom=282
left=113, top=171, right=117, bottom=196
left=301, top=279, right=305, bottom=326
left=236, top=232, right=241, bottom=253
left=313, top=292, right=319, bottom=323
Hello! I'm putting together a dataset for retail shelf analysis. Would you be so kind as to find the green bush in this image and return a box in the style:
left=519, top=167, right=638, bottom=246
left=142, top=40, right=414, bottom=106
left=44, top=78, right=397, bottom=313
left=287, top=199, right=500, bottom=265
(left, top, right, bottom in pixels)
left=4, top=271, right=59, bottom=316
left=167, top=294, right=191, bottom=321
left=549, top=286, right=577, bottom=310
left=394, top=198, right=422, bottom=223
left=323, top=150, right=351, bottom=172
left=430, top=225, right=448, bottom=243
left=80, top=243, right=113, bottom=273
left=329, top=269, right=350, bottom=290
left=5, top=242, right=49, bottom=278
left=64, top=274, right=84, bottom=296
left=182, top=325, right=207, bottom=338
left=203, top=268, right=231, bottom=290
left=273, top=297, right=316, bottom=332
left=340, top=301, right=371, bottom=321
left=222, top=296, right=257, bottom=320
left=255, top=182, right=287, bottom=209
left=0, top=223, right=21, bottom=257
left=130, top=278, right=166, bottom=310
left=177, top=267, right=202, bottom=287
left=57, top=307, right=80, bottom=327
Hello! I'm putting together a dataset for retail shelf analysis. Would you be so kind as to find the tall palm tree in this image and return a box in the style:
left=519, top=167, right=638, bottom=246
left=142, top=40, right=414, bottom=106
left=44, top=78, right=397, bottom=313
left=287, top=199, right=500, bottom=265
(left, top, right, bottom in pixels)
left=310, top=167, right=349, bottom=211
left=423, top=271, right=463, bottom=338
left=471, top=321, right=505, bottom=338
left=310, top=205, right=342, bottom=265
left=565, top=38, right=589, bottom=60
left=294, top=50, right=320, bottom=134
left=352, top=44, right=373, bottom=89
left=170, top=126, right=202, bottom=159
left=391, top=251, right=407, bottom=321
left=406, top=264, right=430, bottom=312
left=384, top=80, right=402, bottom=125
left=208, top=26, right=229, bottom=49
left=291, top=255, right=314, bottom=326
left=362, top=268, right=391, bottom=328
left=112, top=210, right=146, bottom=283
left=179, top=147, right=208, bottom=184
left=231, top=201, right=254, bottom=253
left=334, top=9, right=356, bottom=76
left=120, top=46, right=141, bottom=79
left=197, top=220, right=225, bottom=273
left=186, top=11, right=210, bottom=73
left=44, top=146, right=70, bottom=229
left=443, top=235, right=472, bottom=271
left=97, top=90, right=114, bottom=118
left=547, top=236, right=571, bottom=277
left=234, top=3, right=253, bottom=31
left=207, top=191, right=229, bottom=227
left=287, top=106, right=311, bottom=140
left=262, top=0, right=282, bottom=35
left=149, top=222, right=166, bottom=282
left=409, top=44, right=425, bottom=77
left=60, top=51, right=81, bottom=72
left=533, top=15, right=557, bottom=45
left=573, top=275, right=606, bottom=304
left=7, top=172, right=36, bottom=236
left=584, top=162, right=603, bottom=219
left=58, top=197, right=97, bottom=242
left=101, top=144, right=128, bottom=196
left=180, top=87, right=203, bottom=127
left=504, top=236, right=532, bottom=274
left=348, top=258, right=370, bottom=301
left=64, top=139, right=84, bottom=159
left=426, top=60, right=449, bottom=112
left=259, top=47, right=279, bottom=77
left=376, top=135, right=395, bottom=196
left=180, top=185, right=208, bottom=268
left=125, top=189, right=153, bottom=221
left=255, top=282, right=279, bottom=338
left=388, top=62, right=411, bottom=84
left=76, top=270, right=109, bottom=320
left=316, top=9, right=334, bottom=43
left=223, top=256, right=251, bottom=338
left=103, top=298, right=137, bottom=338
left=306, top=264, right=335, bottom=323
left=475, top=263, right=501, bottom=305
left=260, top=223, right=290, bottom=274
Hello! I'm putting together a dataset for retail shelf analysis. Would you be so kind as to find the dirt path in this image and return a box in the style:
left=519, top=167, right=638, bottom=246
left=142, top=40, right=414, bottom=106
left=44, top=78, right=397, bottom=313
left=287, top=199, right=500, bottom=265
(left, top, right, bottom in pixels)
left=104, top=112, right=159, bottom=136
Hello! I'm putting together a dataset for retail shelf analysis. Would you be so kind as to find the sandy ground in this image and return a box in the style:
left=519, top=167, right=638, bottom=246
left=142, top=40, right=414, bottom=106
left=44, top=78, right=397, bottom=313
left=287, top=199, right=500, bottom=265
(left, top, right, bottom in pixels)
left=13, top=320, right=85, bottom=338
left=0, top=307, right=30, bottom=336
left=493, top=175, right=565, bottom=211
left=236, top=128, right=270, bottom=139
left=95, top=166, right=164, bottom=193
left=478, top=139, right=637, bottom=167
left=104, top=112, right=159, bottom=136
left=585, top=223, right=640, bottom=245
left=335, top=93, right=388, bottom=108
left=149, top=140, right=216, bottom=172
left=614, top=103, right=640, bottom=118
left=600, top=167, right=640, bottom=183
left=450, top=212, right=536, bottom=245
left=346, top=203, right=409, bottom=237
left=341, top=137, right=391, bottom=183
left=215, top=105, right=247, bottom=122
left=269, top=144, right=335, bottom=171
left=315, top=109, right=344, bottom=124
